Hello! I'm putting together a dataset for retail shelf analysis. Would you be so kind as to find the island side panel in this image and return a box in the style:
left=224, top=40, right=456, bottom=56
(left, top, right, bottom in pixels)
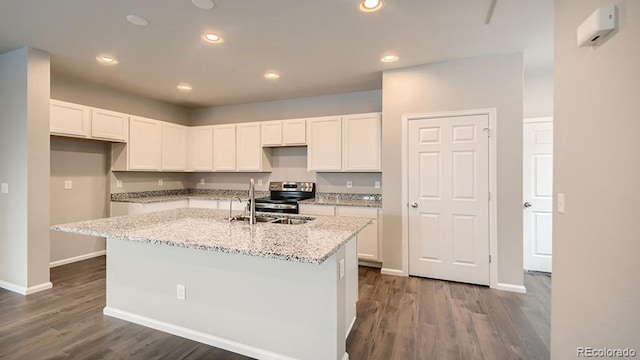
left=104, top=237, right=348, bottom=360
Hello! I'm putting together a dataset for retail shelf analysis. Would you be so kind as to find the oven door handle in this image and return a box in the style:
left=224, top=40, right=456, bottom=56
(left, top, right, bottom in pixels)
left=255, top=203, right=298, bottom=210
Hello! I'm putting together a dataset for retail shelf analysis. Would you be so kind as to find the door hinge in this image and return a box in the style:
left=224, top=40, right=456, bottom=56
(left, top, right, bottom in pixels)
left=489, top=255, right=492, bottom=263
left=482, top=127, right=490, bottom=137
left=488, top=191, right=491, bottom=200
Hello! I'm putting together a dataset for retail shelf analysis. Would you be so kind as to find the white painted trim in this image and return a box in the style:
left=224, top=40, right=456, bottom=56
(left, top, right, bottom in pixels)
left=0, top=280, right=52, bottom=295
left=346, top=316, right=357, bottom=340
left=401, top=108, right=499, bottom=289
left=342, top=353, right=350, bottom=360
left=524, top=116, right=553, bottom=123
left=49, top=250, right=106, bottom=268
left=495, top=283, right=527, bottom=293
left=380, top=267, right=406, bottom=276
left=104, top=307, right=301, bottom=360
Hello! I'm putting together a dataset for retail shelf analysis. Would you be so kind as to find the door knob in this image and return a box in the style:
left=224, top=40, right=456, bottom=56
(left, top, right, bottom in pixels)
left=410, top=202, right=418, bottom=208
left=524, top=202, right=532, bottom=208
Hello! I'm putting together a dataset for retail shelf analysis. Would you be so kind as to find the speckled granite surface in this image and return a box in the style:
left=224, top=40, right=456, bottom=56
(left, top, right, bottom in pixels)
left=51, top=208, right=370, bottom=265
left=300, top=192, right=382, bottom=208
left=111, top=189, right=270, bottom=204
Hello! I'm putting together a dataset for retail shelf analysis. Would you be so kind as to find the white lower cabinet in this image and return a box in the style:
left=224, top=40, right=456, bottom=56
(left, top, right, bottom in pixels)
left=218, top=200, right=248, bottom=212
left=188, top=199, right=218, bottom=209
left=299, top=204, right=381, bottom=262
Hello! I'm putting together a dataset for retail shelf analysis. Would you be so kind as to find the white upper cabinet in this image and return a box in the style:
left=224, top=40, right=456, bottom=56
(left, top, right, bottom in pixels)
left=261, top=121, right=282, bottom=146
left=343, top=113, right=381, bottom=171
left=90, top=108, right=128, bottom=142
left=237, top=122, right=270, bottom=171
left=161, top=123, right=187, bottom=171
left=261, top=119, right=306, bottom=147
left=187, top=126, right=214, bottom=171
left=50, top=99, right=91, bottom=138
left=128, top=116, right=162, bottom=171
left=213, top=124, right=236, bottom=171
left=307, top=116, right=342, bottom=171
left=283, top=119, right=306, bottom=145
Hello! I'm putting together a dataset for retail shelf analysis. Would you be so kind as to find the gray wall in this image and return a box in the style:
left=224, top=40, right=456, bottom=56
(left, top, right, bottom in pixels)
left=188, top=90, right=383, bottom=194
left=50, top=137, right=108, bottom=263
left=524, top=67, right=554, bottom=118
left=51, top=73, right=190, bottom=125
left=0, top=47, right=50, bottom=291
left=189, top=90, right=382, bottom=126
left=551, top=0, right=640, bottom=357
left=381, top=54, right=524, bottom=287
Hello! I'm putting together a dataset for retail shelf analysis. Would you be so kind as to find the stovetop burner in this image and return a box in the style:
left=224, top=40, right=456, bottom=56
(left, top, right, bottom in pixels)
left=253, top=182, right=316, bottom=214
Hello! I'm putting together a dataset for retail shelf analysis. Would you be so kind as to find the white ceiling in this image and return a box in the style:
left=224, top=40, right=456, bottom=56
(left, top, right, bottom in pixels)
left=0, top=0, right=552, bottom=108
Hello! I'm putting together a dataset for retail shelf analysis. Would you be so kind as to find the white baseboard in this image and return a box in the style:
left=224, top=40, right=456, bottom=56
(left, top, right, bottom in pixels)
left=50, top=250, right=106, bottom=268
left=103, top=307, right=299, bottom=360
left=0, top=280, right=52, bottom=295
left=494, top=282, right=527, bottom=293
left=342, top=353, right=349, bottom=360
left=380, top=267, right=407, bottom=276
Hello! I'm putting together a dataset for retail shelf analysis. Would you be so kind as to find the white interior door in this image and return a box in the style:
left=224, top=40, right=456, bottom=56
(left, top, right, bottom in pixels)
left=523, top=120, right=553, bottom=272
left=408, top=115, right=490, bottom=285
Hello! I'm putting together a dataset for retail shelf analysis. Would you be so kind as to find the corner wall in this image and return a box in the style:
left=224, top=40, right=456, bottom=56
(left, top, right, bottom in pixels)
left=551, top=0, right=640, bottom=357
left=382, top=54, right=525, bottom=287
left=0, top=47, right=51, bottom=294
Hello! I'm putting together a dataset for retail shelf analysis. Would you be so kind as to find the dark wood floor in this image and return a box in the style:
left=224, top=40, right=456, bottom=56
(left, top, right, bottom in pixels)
left=0, top=257, right=550, bottom=360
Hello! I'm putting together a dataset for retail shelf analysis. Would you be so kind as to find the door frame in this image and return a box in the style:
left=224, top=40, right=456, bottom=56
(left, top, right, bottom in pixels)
left=401, top=108, right=498, bottom=289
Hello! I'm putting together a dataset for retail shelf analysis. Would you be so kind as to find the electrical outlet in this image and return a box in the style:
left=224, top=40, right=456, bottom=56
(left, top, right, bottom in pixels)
left=158, top=179, right=164, bottom=186
left=374, top=181, right=381, bottom=189
left=1, top=183, right=8, bottom=194
left=176, top=284, right=186, bottom=300
left=346, top=181, right=353, bottom=188
left=64, top=180, right=73, bottom=190
left=339, top=259, right=345, bottom=279
left=116, top=180, right=123, bottom=188
left=200, top=179, right=205, bottom=185
left=557, top=193, right=566, bottom=214
left=257, top=179, right=263, bottom=186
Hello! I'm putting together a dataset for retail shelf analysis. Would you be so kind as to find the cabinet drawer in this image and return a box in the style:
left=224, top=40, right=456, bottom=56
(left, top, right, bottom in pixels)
left=336, top=206, right=378, bottom=219
left=299, top=204, right=336, bottom=216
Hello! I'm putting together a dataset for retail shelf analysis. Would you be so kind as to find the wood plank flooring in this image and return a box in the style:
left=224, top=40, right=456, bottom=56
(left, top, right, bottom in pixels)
left=0, top=257, right=550, bottom=359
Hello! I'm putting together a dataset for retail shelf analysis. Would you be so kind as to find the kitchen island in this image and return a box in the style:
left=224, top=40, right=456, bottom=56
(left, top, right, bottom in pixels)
left=52, top=208, right=370, bottom=360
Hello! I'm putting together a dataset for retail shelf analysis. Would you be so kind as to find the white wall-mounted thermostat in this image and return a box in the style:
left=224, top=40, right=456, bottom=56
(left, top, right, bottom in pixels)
left=577, top=5, right=617, bottom=47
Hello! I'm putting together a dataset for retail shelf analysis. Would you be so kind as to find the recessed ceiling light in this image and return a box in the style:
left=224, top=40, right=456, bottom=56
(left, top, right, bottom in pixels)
left=177, top=83, right=193, bottom=92
left=96, top=55, right=119, bottom=65
left=358, top=0, right=384, bottom=12
left=202, top=32, right=224, bottom=44
left=381, top=54, right=399, bottom=63
left=192, top=0, right=214, bottom=10
left=264, top=71, right=280, bottom=79
left=126, top=15, right=149, bottom=26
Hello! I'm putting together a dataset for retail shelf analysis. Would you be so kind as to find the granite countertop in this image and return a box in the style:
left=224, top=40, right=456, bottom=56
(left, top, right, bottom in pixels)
left=51, top=208, right=370, bottom=265
left=110, top=189, right=269, bottom=204
left=300, top=192, right=382, bottom=208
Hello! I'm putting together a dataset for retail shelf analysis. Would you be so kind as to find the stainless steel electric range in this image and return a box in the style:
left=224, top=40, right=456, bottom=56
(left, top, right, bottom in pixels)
left=254, top=182, right=316, bottom=214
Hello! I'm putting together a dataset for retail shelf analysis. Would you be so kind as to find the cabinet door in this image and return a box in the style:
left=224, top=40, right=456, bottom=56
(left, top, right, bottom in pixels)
left=188, top=126, right=214, bottom=171
left=343, top=113, right=381, bottom=171
left=143, top=200, right=189, bottom=213
left=307, top=116, right=342, bottom=171
left=213, top=124, right=236, bottom=171
left=336, top=207, right=380, bottom=261
left=282, top=119, right=306, bottom=145
left=129, top=116, right=162, bottom=170
left=188, top=199, right=218, bottom=209
left=91, top=108, right=128, bottom=142
left=218, top=200, right=247, bottom=211
left=50, top=99, right=90, bottom=138
left=299, top=204, right=336, bottom=216
left=261, top=121, right=282, bottom=146
left=161, top=123, right=187, bottom=171
left=236, top=123, right=263, bottom=171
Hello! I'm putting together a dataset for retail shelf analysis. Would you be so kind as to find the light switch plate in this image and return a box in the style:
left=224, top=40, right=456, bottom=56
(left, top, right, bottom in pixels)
left=1, top=183, right=8, bottom=194
left=158, top=179, right=164, bottom=186
left=116, top=180, right=123, bottom=188
left=346, top=181, right=353, bottom=188
left=176, top=284, right=186, bottom=300
left=257, top=179, right=263, bottom=186
left=557, top=193, right=566, bottom=214
left=64, top=180, right=73, bottom=190
left=200, top=179, right=205, bottom=185
left=374, top=181, right=381, bottom=189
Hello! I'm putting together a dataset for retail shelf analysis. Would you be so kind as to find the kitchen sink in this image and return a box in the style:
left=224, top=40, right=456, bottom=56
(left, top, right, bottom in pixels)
left=270, top=218, right=309, bottom=225
left=233, top=215, right=277, bottom=223
left=231, top=215, right=314, bottom=225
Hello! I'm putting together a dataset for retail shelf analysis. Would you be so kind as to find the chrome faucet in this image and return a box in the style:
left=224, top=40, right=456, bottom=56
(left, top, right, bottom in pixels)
left=229, top=196, right=243, bottom=221
left=248, top=178, right=256, bottom=225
